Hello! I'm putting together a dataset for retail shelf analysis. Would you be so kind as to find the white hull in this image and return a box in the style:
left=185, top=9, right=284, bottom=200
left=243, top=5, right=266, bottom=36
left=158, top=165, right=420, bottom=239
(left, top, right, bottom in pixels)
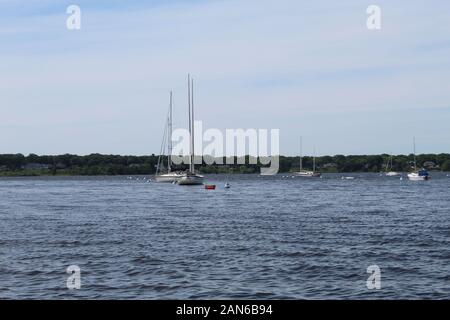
left=407, top=172, right=429, bottom=181
left=407, top=139, right=429, bottom=181
left=386, top=171, right=401, bottom=177
left=154, top=173, right=183, bottom=183
left=294, top=171, right=322, bottom=178
left=177, top=174, right=204, bottom=185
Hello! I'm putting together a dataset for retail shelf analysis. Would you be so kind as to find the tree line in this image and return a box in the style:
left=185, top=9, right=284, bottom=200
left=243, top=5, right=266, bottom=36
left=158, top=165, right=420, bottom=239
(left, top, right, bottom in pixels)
left=0, top=153, right=449, bottom=176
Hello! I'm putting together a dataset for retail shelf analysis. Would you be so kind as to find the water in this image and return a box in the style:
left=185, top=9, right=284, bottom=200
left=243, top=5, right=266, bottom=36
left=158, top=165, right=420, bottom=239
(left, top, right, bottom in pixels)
left=0, top=173, right=449, bottom=299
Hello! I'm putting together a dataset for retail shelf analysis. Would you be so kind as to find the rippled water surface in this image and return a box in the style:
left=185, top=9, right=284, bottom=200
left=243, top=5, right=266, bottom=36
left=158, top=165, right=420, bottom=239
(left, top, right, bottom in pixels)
left=0, top=173, right=449, bottom=299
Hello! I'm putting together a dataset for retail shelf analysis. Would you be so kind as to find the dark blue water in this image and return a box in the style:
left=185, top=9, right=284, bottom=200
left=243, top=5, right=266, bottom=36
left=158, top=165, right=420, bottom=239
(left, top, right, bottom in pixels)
left=0, top=173, right=449, bottom=299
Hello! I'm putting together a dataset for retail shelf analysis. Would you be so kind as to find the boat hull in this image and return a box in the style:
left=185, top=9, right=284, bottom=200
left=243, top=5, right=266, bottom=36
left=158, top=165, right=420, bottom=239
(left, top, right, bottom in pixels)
left=294, top=171, right=322, bottom=178
left=407, top=172, right=430, bottom=181
left=177, top=174, right=204, bottom=185
left=154, top=173, right=183, bottom=183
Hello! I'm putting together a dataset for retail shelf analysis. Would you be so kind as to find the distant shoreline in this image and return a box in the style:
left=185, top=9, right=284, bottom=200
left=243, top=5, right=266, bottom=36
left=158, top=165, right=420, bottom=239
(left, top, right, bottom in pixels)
left=1, top=153, right=449, bottom=177
left=1, top=172, right=449, bottom=179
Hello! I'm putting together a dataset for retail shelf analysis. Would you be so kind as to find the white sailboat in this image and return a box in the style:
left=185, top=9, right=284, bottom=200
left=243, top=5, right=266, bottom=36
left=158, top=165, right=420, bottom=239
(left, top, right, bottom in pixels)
left=177, top=75, right=204, bottom=186
left=407, top=137, right=430, bottom=181
left=385, top=154, right=401, bottom=177
left=155, top=92, right=184, bottom=183
left=294, top=137, right=322, bottom=178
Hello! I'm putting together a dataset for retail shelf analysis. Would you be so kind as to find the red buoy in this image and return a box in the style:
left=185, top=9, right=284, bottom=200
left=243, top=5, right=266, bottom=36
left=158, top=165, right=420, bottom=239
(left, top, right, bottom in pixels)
left=204, top=185, right=216, bottom=190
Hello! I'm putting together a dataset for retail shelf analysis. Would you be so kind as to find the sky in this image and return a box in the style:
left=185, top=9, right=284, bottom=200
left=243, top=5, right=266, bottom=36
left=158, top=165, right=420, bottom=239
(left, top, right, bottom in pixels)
left=1, top=0, right=449, bottom=156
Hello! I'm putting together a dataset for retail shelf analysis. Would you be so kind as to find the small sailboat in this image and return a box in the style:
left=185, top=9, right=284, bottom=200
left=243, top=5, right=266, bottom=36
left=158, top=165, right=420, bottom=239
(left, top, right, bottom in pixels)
left=224, top=182, right=231, bottom=189
left=386, top=171, right=401, bottom=177
left=407, top=137, right=430, bottom=181
left=385, top=154, right=401, bottom=177
left=294, top=138, right=322, bottom=178
left=177, top=75, right=204, bottom=186
left=408, top=170, right=430, bottom=181
left=155, top=91, right=184, bottom=183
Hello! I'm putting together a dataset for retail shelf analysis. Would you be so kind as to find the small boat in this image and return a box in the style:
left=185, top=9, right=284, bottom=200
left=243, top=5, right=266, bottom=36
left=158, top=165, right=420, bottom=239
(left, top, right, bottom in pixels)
left=341, top=176, right=355, bottom=180
left=224, top=182, right=231, bottom=189
left=386, top=171, right=401, bottom=177
left=407, top=170, right=429, bottom=181
left=204, top=184, right=216, bottom=190
left=295, top=171, right=322, bottom=178
left=176, top=75, right=205, bottom=186
left=294, top=137, right=322, bottom=178
left=384, top=154, right=401, bottom=177
left=407, top=138, right=430, bottom=181
left=155, top=91, right=184, bottom=183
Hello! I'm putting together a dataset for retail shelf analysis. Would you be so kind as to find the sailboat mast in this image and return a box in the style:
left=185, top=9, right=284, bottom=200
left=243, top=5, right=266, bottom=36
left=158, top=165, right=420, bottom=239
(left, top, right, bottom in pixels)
left=168, top=91, right=173, bottom=173
left=413, top=137, right=417, bottom=170
left=299, top=137, right=303, bottom=171
left=188, top=75, right=193, bottom=173
left=191, top=78, right=195, bottom=174
left=313, top=146, right=316, bottom=173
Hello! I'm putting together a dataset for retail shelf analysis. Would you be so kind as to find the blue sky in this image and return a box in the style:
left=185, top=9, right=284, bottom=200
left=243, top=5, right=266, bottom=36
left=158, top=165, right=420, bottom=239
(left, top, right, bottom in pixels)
left=1, top=0, right=449, bottom=156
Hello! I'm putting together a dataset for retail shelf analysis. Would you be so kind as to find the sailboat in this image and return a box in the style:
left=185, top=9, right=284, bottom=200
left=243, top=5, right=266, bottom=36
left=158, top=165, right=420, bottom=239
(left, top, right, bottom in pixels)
left=294, top=137, right=322, bottom=178
left=155, top=92, right=184, bottom=183
left=385, top=154, right=401, bottom=177
left=177, top=75, right=204, bottom=186
left=407, top=137, right=430, bottom=181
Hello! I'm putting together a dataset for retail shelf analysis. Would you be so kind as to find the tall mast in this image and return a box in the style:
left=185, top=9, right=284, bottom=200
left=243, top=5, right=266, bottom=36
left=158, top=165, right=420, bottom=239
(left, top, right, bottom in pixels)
left=413, top=136, right=417, bottom=170
left=168, top=91, right=173, bottom=173
left=299, top=137, right=303, bottom=171
left=313, top=146, right=316, bottom=173
left=188, top=75, right=193, bottom=173
left=191, top=77, right=195, bottom=173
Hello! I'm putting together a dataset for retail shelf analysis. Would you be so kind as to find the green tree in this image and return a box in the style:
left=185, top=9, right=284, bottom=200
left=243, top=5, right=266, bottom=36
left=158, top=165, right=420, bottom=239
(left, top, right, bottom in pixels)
left=442, top=160, right=450, bottom=172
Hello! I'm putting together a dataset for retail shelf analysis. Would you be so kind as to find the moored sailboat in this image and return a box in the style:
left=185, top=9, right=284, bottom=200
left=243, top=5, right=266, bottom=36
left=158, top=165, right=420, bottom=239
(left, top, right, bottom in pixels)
left=155, top=91, right=184, bottom=183
left=407, top=137, right=430, bottom=181
left=294, top=138, right=322, bottom=178
left=177, top=75, right=204, bottom=186
left=385, top=154, right=401, bottom=177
